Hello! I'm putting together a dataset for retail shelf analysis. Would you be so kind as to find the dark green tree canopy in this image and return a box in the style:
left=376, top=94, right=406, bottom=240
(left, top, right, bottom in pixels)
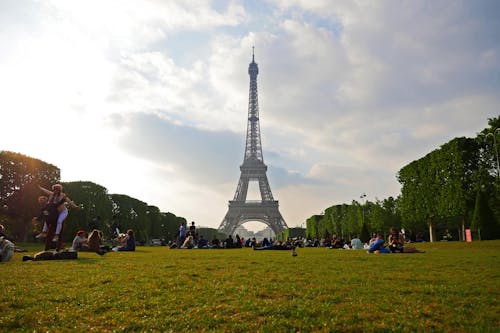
left=0, top=151, right=60, bottom=240
left=0, top=152, right=186, bottom=242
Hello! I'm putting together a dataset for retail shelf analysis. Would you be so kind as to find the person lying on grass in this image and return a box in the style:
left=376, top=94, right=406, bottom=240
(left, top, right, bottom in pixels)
left=23, top=250, right=77, bottom=261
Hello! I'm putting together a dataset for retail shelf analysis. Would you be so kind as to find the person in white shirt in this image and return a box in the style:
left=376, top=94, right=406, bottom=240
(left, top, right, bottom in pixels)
left=71, top=230, right=88, bottom=251
left=350, top=237, right=363, bottom=250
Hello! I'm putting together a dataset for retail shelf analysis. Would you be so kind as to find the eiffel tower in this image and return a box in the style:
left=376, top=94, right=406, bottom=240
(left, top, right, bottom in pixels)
left=218, top=49, right=287, bottom=236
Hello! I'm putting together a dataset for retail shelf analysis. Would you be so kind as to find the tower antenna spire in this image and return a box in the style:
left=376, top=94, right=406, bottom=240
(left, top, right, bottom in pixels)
left=252, top=46, right=255, bottom=62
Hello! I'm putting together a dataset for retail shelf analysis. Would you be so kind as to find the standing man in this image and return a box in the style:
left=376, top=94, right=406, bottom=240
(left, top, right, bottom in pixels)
left=189, top=221, right=197, bottom=245
left=177, top=221, right=187, bottom=247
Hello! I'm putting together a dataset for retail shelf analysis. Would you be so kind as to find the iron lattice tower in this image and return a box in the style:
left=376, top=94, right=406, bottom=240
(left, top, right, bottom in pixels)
left=218, top=50, right=288, bottom=236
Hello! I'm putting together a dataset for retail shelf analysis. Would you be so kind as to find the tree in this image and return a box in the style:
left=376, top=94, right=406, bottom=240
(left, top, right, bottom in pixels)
left=475, top=116, right=500, bottom=235
left=160, top=212, right=184, bottom=242
left=110, top=194, right=149, bottom=243
left=344, top=200, right=361, bottom=239
left=306, top=215, right=323, bottom=239
left=147, top=205, right=162, bottom=239
left=324, top=204, right=345, bottom=237
left=60, top=181, right=114, bottom=241
left=360, top=221, right=370, bottom=243
left=0, top=151, right=189, bottom=243
left=471, top=189, right=499, bottom=240
left=436, top=138, right=480, bottom=239
left=398, top=138, right=480, bottom=241
left=0, top=151, right=60, bottom=241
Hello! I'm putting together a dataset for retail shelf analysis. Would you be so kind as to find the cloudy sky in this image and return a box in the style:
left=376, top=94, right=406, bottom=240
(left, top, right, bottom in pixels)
left=1, top=0, right=499, bottom=231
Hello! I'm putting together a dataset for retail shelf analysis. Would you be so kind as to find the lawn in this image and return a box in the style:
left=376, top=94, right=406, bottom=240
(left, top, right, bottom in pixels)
left=1, top=240, right=499, bottom=332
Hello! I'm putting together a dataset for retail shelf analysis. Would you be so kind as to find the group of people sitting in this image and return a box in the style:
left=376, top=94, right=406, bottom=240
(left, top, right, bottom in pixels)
left=71, top=228, right=136, bottom=254
left=20, top=227, right=136, bottom=262
left=174, top=233, right=244, bottom=249
left=368, top=228, right=424, bottom=254
left=174, top=233, right=302, bottom=252
left=71, top=229, right=106, bottom=255
left=253, top=239, right=298, bottom=251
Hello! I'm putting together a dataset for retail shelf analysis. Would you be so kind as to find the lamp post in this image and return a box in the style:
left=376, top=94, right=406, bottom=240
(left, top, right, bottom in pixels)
left=360, top=193, right=367, bottom=227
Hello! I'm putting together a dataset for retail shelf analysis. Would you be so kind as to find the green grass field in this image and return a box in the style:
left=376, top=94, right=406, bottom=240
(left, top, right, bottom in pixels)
left=1, top=241, right=499, bottom=332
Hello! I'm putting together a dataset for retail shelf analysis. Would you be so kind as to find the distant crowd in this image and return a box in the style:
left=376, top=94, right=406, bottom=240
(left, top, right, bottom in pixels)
left=168, top=221, right=300, bottom=251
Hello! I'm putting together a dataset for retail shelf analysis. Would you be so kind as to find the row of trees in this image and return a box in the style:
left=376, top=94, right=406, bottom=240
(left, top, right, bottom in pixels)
left=0, top=151, right=189, bottom=243
left=305, top=197, right=401, bottom=242
left=306, top=117, right=500, bottom=242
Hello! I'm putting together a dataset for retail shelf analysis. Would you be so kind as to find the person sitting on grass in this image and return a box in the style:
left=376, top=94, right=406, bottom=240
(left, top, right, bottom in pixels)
left=330, top=235, right=343, bottom=249
left=181, top=235, right=194, bottom=249
left=113, top=229, right=136, bottom=252
left=71, top=230, right=88, bottom=251
left=197, top=235, right=208, bottom=248
left=368, top=234, right=390, bottom=254
left=388, top=227, right=425, bottom=253
left=224, top=235, right=235, bottom=248
left=254, top=240, right=296, bottom=250
left=211, top=235, right=221, bottom=248
left=87, top=229, right=106, bottom=255
left=0, top=224, right=15, bottom=262
left=350, top=236, right=363, bottom=250
left=388, top=227, right=405, bottom=253
left=250, top=237, right=257, bottom=248
left=368, top=233, right=377, bottom=246
left=261, top=237, right=271, bottom=247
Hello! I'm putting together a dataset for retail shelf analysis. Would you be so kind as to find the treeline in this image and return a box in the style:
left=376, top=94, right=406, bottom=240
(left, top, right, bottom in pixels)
left=305, top=197, right=401, bottom=242
left=306, top=117, right=500, bottom=242
left=0, top=151, right=189, bottom=243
